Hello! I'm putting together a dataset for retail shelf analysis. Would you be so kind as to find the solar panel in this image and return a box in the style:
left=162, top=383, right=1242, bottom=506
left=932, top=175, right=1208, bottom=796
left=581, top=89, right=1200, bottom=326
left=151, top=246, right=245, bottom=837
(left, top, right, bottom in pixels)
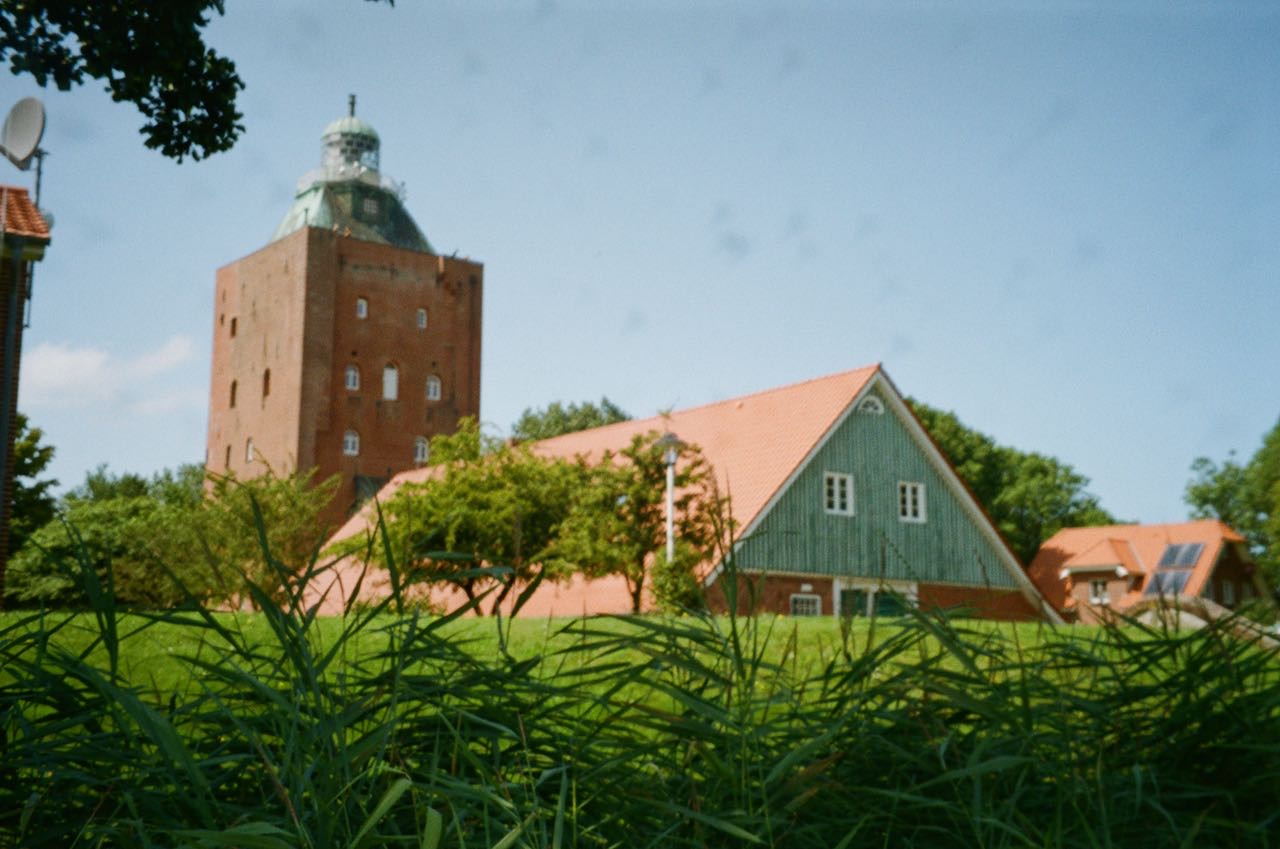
left=1176, top=542, right=1203, bottom=567
left=1143, top=571, right=1190, bottom=596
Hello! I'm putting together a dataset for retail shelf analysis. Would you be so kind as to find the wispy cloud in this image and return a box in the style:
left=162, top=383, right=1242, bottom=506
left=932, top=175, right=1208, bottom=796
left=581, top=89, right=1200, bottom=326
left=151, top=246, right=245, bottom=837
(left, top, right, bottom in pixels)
left=21, top=335, right=198, bottom=412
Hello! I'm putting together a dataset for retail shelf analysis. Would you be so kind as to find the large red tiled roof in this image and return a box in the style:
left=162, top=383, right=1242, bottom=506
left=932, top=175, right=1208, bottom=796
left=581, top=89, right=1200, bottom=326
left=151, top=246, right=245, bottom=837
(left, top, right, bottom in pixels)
left=1, top=185, right=49, bottom=240
left=1027, top=519, right=1246, bottom=612
left=307, top=366, right=882, bottom=614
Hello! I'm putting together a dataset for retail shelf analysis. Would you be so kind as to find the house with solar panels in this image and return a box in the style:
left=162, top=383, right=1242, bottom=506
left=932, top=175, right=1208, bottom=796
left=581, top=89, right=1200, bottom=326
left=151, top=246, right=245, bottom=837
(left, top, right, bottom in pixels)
left=308, top=364, right=1060, bottom=621
left=1026, top=519, right=1267, bottom=624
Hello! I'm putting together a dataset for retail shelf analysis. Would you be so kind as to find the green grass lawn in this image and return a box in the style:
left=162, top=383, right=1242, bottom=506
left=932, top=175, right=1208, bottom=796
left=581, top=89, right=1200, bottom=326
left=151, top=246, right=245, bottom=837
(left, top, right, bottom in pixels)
left=4, top=599, right=1279, bottom=848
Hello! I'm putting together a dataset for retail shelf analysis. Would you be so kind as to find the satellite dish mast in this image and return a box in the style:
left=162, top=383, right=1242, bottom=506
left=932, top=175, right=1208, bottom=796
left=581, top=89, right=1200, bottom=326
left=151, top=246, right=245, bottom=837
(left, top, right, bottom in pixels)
left=1, top=98, right=46, bottom=204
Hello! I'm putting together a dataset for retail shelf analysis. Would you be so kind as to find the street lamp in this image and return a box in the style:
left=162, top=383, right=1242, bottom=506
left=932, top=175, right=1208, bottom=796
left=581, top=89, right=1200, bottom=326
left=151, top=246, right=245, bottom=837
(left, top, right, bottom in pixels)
left=655, top=431, right=684, bottom=565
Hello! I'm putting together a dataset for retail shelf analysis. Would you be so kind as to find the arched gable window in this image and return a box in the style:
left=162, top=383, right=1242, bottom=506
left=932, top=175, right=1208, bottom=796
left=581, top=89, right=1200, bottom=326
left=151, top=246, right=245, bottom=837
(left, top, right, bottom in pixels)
left=382, top=364, right=399, bottom=400
left=425, top=374, right=442, bottom=401
left=345, top=364, right=360, bottom=391
left=262, top=369, right=271, bottom=398
left=414, top=436, right=429, bottom=465
left=229, top=380, right=237, bottom=408
left=343, top=430, right=360, bottom=456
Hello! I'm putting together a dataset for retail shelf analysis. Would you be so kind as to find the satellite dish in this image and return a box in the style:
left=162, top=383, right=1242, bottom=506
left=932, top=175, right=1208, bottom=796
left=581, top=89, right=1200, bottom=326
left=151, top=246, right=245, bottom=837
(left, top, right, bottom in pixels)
left=1, top=97, right=46, bottom=170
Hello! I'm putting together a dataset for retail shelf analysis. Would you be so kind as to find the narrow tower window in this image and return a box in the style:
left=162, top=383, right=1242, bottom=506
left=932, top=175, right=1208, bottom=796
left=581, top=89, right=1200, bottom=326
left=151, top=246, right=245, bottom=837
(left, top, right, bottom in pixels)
left=224, top=445, right=231, bottom=469
left=229, top=380, right=237, bottom=408
left=426, top=375, right=442, bottom=401
left=383, top=364, right=399, bottom=400
left=345, top=364, right=360, bottom=391
left=246, top=439, right=255, bottom=463
left=343, top=430, right=360, bottom=456
left=262, top=369, right=271, bottom=398
left=356, top=297, right=368, bottom=319
left=414, top=436, right=429, bottom=465
left=230, top=317, right=237, bottom=337
left=416, top=308, right=427, bottom=329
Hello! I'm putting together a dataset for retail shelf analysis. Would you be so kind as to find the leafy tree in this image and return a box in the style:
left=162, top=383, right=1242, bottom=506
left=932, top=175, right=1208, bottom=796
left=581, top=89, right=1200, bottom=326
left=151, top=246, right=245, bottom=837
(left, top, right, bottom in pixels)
left=9, top=411, right=57, bottom=556
left=909, top=400, right=1116, bottom=565
left=1, top=0, right=391, bottom=161
left=375, top=434, right=582, bottom=614
left=555, top=431, right=727, bottom=613
left=511, top=397, right=629, bottom=441
left=1186, top=417, right=1280, bottom=587
left=6, top=464, right=337, bottom=608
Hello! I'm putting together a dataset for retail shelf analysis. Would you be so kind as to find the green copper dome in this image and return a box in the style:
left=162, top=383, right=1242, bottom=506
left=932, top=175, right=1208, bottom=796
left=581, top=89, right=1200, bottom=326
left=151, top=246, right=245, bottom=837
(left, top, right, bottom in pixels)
left=271, top=106, right=432, bottom=253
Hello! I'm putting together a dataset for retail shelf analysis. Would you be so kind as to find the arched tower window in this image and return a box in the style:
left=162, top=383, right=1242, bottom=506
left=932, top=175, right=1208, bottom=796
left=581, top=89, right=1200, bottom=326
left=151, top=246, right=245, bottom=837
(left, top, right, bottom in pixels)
left=425, top=375, right=441, bottom=401
left=382, top=364, right=399, bottom=400
left=229, top=380, right=237, bottom=408
left=246, top=438, right=255, bottom=463
left=224, top=445, right=231, bottom=469
left=416, top=308, right=427, bottom=329
left=414, top=436, right=429, bottom=465
left=344, top=364, right=360, bottom=391
left=356, top=297, right=368, bottom=319
left=343, top=430, right=360, bottom=456
left=262, top=369, right=271, bottom=398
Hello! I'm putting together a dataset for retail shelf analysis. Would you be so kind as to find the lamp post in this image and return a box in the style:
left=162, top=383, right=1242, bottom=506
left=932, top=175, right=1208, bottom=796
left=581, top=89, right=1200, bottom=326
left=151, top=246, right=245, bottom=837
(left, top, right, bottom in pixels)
left=655, top=431, right=683, bottom=565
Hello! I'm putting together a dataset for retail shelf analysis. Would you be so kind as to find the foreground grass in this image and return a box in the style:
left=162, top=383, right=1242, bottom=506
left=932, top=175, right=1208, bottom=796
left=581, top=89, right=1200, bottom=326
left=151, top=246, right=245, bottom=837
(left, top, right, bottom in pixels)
left=3, top=564, right=1279, bottom=848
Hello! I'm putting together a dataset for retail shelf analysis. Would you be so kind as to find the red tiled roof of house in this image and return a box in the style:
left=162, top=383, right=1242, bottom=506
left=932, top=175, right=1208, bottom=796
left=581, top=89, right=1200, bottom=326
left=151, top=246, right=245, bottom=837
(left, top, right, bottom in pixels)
left=1027, top=518, right=1245, bottom=613
left=1, top=185, right=50, bottom=240
left=307, top=366, right=882, bottom=614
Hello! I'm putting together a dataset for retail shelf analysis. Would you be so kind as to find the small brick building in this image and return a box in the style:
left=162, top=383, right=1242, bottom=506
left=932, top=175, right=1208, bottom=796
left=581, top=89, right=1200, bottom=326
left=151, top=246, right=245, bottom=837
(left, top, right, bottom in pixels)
left=205, top=108, right=482, bottom=528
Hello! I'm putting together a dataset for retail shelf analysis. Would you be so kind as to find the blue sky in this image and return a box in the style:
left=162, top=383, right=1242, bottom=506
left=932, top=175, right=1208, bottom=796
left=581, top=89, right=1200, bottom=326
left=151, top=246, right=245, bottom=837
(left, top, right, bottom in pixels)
left=7, top=1, right=1279, bottom=524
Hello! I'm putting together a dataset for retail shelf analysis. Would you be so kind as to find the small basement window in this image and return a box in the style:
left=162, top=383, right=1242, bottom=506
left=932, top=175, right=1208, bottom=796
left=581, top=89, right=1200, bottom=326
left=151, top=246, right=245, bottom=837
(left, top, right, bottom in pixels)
left=898, top=481, right=926, bottom=523
left=823, top=472, right=854, bottom=515
left=790, top=594, right=822, bottom=616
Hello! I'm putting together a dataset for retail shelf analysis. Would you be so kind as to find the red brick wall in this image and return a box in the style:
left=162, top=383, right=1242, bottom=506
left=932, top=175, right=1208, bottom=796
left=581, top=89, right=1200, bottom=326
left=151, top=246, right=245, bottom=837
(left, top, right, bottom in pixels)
left=706, top=574, right=835, bottom=615
left=206, top=228, right=483, bottom=530
left=916, top=583, right=1043, bottom=620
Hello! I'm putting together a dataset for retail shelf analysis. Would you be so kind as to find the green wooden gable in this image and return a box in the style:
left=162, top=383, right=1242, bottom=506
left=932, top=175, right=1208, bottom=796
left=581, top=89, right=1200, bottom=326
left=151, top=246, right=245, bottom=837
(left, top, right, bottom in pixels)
left=734, top=385, right=1018, bottom=589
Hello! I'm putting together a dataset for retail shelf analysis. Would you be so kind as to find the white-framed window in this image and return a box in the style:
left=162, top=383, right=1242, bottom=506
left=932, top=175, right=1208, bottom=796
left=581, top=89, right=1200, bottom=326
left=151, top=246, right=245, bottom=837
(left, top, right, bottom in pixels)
left=426, top=374, right=442, bottom=401
left=245, top=438, right=255, bottom=463
left=356, top=297, right=368, bottom=319
left=1089, top=579, right=1109, bottom=605
left=343, top=430, right=360, bottom=456
left=382, top=364, right=399, bottom=400
left=344, top=364, right=360, bottom=391
left=1222, top=580, right=1236, bottom=607
left=857, top=396, right=885, bottom=415
left=898, top=481, right=926, bottom=523
left=416, top=308, right=427, bottom=330
left=823, top=472, right=854, bottom=515
left=790, top=593, right=822, bottom=616
left=414, top=436, right=429, bottom=465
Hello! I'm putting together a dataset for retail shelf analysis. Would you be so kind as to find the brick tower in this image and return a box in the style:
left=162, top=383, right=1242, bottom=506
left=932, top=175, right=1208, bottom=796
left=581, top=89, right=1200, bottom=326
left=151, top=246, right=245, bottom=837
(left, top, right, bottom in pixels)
left=205, top=104, right=482, bottom=528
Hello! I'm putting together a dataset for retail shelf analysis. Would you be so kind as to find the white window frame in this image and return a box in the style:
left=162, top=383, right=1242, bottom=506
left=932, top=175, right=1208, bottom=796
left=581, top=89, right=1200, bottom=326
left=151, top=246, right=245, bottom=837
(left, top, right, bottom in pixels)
left=426, top=375, right=442, bottom=401
left=834, top=578, right=918, bottom=617
left=1089, top=579, right=1109, bottom=605
left=414, top=436, right=429, bottom=465
left=789, top=593, right=822, bottom=616
left=823, top=471, right=854, bottom=516
left=416, top=308, right=428, bottom=330
left=343, top=430, right=360, bottom=457
left=356, top=297, right=368, bottom=319
left=898, top=481, right=927, bottom=523
left=857, top=396, right=885, bottom=415
left=344, top=364, right=360, bottom=391
left=382, top=364, right=399, bottom=400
